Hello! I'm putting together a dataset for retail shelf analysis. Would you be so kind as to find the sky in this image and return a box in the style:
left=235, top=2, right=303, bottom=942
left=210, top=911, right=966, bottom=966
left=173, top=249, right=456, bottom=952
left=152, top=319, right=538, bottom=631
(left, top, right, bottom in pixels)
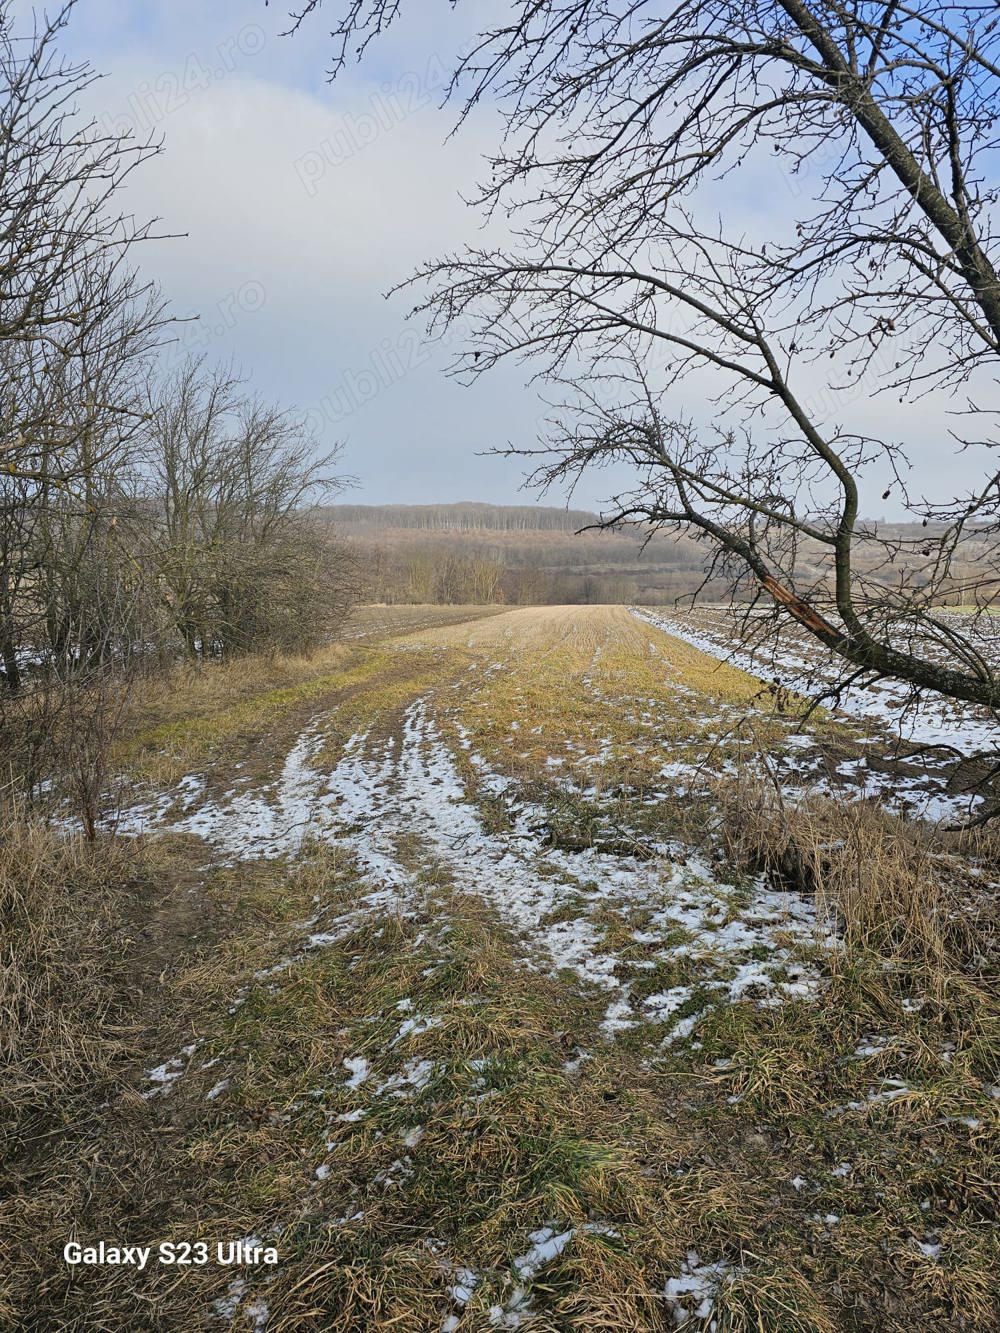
left=30, top=0, right=554, bottom=506
left=12, top=0, right=988, bottom=517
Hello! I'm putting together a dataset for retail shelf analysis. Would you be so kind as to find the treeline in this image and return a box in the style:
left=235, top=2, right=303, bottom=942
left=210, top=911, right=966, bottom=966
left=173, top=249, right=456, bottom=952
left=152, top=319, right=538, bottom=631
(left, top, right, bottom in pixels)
left=0, top=10, right=354, bottom=831
left=340, top=509, right=1000, bottom=610
left=361, top=543, right=588, bottom=604
left=329, top=500, right=725, bottom=606
left=349, top=525, right=730, bottom=606
left=327, top=502, right=598, bottom=533
left=2, top=361, right=352, bottom=688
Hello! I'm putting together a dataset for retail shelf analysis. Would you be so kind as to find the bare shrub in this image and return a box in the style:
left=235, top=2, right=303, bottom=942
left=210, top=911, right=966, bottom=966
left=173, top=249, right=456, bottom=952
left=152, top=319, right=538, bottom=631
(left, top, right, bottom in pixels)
left=145, top=358, right=357, bottom=660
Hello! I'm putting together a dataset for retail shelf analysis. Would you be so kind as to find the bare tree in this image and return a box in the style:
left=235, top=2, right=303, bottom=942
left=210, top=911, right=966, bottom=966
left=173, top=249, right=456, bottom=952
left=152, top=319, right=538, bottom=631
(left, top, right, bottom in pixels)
left=0, top=0, right=166, bottom=692
left=0, top=1, right=164, bottom=483
left=470, top=551, right=504, bottom=604
left=293, top=0, right=1000, bottom=715
left=145, top=358, right=356, bottom=658
left=0, top=0, right=169, bottom=833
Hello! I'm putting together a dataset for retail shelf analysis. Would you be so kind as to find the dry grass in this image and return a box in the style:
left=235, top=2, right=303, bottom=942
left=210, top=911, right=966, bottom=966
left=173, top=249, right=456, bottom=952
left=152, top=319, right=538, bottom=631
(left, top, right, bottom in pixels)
left=115, top=603, right=496, bottom=790
left=3, top=605, right=999, bottom=1331
left=0, top=803, right=138, bottom=1113
left=715, top=770, right=1000, bottom=986
left=0, top=803, right=155, bottom=1327
left=343, top=602, right=508, bottom=639
left=415, top=604, right=777, bottom=797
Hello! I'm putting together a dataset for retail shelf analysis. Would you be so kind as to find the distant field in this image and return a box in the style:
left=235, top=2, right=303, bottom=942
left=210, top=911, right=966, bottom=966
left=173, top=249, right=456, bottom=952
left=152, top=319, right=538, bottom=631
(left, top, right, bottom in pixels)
left=7, top=606, right=997, bottom=1331
left=639, top=605, right=1000, bottom=823
left=342, top=603, right=509, bottom=639
left=325, top=503, right=746, bottom=605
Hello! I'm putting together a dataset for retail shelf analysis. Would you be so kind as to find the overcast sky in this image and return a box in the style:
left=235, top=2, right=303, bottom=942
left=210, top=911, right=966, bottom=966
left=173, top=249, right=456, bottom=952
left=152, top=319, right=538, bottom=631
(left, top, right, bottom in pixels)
left=18, top=0, right=984, bottom=518
left=28, top=0, right=554, bottom=506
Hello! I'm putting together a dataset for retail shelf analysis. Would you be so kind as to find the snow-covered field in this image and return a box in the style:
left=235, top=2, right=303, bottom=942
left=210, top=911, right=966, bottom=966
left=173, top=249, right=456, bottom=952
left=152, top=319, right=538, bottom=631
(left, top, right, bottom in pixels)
left=633, top=607, right=999, bottom=752
left=34, top=604, right=996, bottom=1333
left=126, top=674, right=840, bottom=1331
left=634, top=607, right=998, bottom=823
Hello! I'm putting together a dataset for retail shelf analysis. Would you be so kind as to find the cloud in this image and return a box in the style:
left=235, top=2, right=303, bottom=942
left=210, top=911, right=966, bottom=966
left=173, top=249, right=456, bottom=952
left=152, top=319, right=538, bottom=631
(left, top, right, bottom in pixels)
left=6, top=0, right=982, bottom=515
left=35, top=0, right=550, bottom=504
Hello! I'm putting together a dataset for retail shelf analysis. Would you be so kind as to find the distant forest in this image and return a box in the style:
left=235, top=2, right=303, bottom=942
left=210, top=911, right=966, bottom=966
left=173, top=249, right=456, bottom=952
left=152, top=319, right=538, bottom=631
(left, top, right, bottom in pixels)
left=324, top=503, right=750, bottom=606
left=329, top=503, right=598, bottom=533
left=322, top=503, right=995, bottom=609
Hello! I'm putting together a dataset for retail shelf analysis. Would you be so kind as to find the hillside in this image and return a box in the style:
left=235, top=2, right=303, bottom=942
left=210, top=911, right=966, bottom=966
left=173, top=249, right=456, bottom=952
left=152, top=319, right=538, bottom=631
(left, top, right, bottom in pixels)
left=328, top=502, right=599, bottom=533
left=321, top=502, right=724, bottom=605
left=322, top=503, right=996, bottom=609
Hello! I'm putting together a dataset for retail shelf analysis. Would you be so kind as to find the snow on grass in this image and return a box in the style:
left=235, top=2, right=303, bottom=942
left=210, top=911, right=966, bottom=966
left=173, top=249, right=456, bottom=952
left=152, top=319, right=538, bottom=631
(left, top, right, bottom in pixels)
left=112, top=792, right=177, bottom=836
left=120, top=694, right=832, bottom=1045
left=213, top=1276, right=270, bottom=1331
left=435, top=1221, right=622, bottom=1332
left=392, top=1014, right=443, bottom=1044
left=142, top=1042, right=198, bottom=1099
left=600, top=995, right=637, bottom=1039
left=112, top=728, right=332, bottom=859
left=318, top=700, right=832, bottom=1037
left=213, top=1277, right=248, bottom=1322
left=143, top=1057, right=186, bottom=1098
left=171, top=729, right=329, bottom=860
left=343, top=1056, right=370, bottom=1089
left=375, top=1057, right=436, bottom=1098
left=633, top=607, right=995, bottom=822
left=663, top=1249, right=732, bottom=1327
left=643, top=987, right=694, bottom=1020
left=513, top=1226, right=574, bottom=1279
left=444, top=1266, right=478, bottom=1304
